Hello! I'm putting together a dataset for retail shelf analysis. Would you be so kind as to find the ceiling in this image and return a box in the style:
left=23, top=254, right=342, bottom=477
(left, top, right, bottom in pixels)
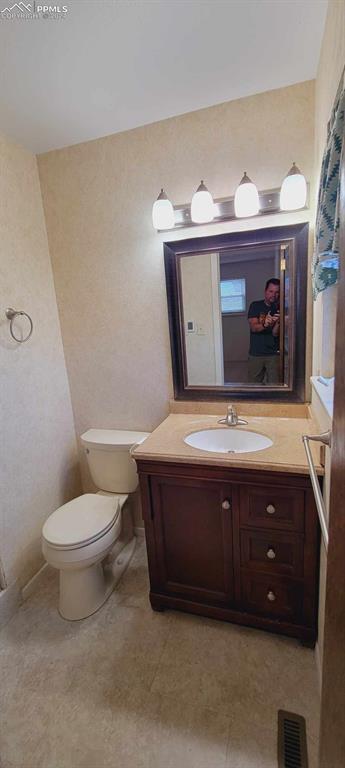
left=0, top=0, right=328, bottom=154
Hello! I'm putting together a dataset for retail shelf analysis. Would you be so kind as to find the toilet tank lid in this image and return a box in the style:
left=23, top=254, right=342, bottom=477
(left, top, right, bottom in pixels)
left=80, top=429, right=150, bottom=450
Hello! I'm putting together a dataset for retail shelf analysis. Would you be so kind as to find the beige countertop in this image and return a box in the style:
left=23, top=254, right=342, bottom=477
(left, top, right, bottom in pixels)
left=133, top=413, right=324, bottom=475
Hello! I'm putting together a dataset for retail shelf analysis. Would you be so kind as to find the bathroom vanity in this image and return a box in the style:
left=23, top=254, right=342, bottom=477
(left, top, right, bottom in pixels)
left=134, top=413, right=322, bottom=645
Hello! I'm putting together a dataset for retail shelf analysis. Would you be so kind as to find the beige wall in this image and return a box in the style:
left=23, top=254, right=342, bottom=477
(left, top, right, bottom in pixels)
left=37, top=80, right=315, bottom=490
left=315, top=0, right=345, bottom=170
left=313, top=0, right=345, bottom=376
left=312, top=0, right=345, bottom=681
left=0, top=135, right=81, bottom=612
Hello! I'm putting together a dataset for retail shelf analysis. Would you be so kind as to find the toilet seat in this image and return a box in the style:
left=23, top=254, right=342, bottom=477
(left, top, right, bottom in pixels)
left=42, top=493, right=121, bottom=551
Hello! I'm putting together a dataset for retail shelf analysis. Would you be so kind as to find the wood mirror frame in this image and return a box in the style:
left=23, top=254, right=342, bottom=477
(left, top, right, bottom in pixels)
left=164, top=223, right=309, bottom=402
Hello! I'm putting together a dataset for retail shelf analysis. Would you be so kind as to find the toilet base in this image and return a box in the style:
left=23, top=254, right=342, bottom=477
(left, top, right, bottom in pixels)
left=59, top=536, right=136, bottom=620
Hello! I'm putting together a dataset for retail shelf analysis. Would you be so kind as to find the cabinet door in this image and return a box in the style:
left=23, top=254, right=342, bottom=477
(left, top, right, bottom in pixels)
left=150, top=475, right=234, bottom=604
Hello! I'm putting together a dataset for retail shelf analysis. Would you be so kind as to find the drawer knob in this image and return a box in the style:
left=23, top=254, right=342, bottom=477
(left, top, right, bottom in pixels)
left=266, top=504, right=276, bottom=515
left=267, top=590, right=276, bottom=602
left=222, top=499, right=231, bottom=510
left=266, top=548, right=276, bottom=560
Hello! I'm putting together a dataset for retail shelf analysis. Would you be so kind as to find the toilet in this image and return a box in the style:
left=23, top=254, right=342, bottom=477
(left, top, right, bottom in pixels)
left=42, top=429, right=150, bottom=620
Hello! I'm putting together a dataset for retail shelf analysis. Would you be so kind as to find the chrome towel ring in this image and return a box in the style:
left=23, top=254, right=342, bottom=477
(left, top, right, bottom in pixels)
left=5, top=307, right=33, bottom=343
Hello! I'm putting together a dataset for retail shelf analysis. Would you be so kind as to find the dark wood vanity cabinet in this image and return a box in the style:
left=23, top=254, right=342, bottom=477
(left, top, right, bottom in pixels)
left=137, top=461, right=320, bottom=644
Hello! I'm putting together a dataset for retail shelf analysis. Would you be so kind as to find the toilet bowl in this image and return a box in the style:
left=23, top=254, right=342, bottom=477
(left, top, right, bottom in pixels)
left=42, top=429, right=149, bottom=620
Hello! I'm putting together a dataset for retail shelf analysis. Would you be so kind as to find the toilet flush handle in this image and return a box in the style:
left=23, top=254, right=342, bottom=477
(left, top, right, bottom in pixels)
left=129, top=443, right=140, bottom=468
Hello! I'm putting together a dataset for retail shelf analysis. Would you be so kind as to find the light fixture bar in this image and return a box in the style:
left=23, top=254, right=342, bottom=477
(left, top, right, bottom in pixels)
left=157, top=185, right=309, bottom=232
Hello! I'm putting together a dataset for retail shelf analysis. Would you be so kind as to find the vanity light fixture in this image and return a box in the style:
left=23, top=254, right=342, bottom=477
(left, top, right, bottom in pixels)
left=280, top=163, right=307, bottom=211
left=152, top=162, right=309, bottom=230
left=152, top=188, right=175, bottom=230
left=191, top=180, right=215, bottom=224
left=234, top=172, right=260, bottom=218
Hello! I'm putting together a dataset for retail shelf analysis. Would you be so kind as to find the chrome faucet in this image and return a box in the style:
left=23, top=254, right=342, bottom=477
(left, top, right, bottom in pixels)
left=218, top=405, right=248, bottom=427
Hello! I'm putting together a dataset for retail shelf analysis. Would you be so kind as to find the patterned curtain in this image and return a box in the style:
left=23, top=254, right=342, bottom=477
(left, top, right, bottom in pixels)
left=313, top=69, right=345, bottom=299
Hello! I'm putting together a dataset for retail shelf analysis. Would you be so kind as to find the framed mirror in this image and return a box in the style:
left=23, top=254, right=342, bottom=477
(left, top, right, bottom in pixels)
left=164, top=223, right=308, bottom=401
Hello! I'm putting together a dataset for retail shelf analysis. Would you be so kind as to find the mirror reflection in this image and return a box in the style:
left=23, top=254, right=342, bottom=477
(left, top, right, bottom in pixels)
left=180, top=242, right=288, bottom=387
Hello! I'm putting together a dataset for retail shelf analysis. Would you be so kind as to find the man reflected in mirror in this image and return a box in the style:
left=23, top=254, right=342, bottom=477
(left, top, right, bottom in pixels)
left=247, top=278, right=280, bottom=383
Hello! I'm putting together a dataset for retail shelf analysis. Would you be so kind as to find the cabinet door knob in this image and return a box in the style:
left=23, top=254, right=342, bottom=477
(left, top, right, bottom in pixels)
left=267, top=590, right=276, bottom=602
left=266, top=548, right=276, bottom=560
left=222, top=499, right=231, bottom=510
left=266, top=504, right=276, bottom=515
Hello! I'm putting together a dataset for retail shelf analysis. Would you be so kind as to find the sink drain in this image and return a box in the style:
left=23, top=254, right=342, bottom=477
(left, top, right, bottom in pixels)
left=278, top=710, right=308, bottom=767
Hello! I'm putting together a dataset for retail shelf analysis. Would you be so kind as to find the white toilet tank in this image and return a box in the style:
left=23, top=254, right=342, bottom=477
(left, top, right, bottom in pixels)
left=80, top=429, right=150, bottom=493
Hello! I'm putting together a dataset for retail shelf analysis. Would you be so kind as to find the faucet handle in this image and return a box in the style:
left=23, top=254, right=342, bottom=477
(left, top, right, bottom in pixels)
left=226, top=404, right=237, bottom=426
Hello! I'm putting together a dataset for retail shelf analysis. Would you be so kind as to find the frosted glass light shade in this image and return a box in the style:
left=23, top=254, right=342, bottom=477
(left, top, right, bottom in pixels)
left=280, top=163, right=307, bottom=211
left=234, top=172, right=260, bottom=217
left=152, top=189, right=175, bottom=229
left=191, top=180, right=215, bottom=223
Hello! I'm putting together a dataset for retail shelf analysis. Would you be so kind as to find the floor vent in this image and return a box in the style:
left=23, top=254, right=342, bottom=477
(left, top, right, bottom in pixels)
left=278, top=710, right=308, bottom=768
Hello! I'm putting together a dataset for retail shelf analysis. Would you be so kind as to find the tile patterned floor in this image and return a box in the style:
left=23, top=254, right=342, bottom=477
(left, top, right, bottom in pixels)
left=0, top=538, right=320, bottom=768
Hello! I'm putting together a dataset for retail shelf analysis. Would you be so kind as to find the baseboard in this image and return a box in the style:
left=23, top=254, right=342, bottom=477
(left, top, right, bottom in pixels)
left=134, top=526, right=145, bottom=538
left=22, top=562, right=48, bottom=602
left=0, top=580, right=22, bottom=630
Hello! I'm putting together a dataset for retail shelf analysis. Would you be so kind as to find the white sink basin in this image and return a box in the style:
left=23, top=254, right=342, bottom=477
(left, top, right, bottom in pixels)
left=184, top=428, right=273, bottom=454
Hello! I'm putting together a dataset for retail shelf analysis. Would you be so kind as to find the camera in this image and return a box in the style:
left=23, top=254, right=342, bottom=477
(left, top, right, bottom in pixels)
left=269, top=302, right=280, bottom=316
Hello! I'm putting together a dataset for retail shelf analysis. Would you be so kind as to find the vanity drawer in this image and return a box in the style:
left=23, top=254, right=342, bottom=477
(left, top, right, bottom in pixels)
left=239, top=485, right=304, bottom=532
left=241, top=572, right=303, bottom=622
left=240, top=530, right=304, bottom=577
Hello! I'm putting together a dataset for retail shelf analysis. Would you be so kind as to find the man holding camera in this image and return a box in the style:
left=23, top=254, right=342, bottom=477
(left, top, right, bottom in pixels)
left=247, top=278, right=280, bottom=384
